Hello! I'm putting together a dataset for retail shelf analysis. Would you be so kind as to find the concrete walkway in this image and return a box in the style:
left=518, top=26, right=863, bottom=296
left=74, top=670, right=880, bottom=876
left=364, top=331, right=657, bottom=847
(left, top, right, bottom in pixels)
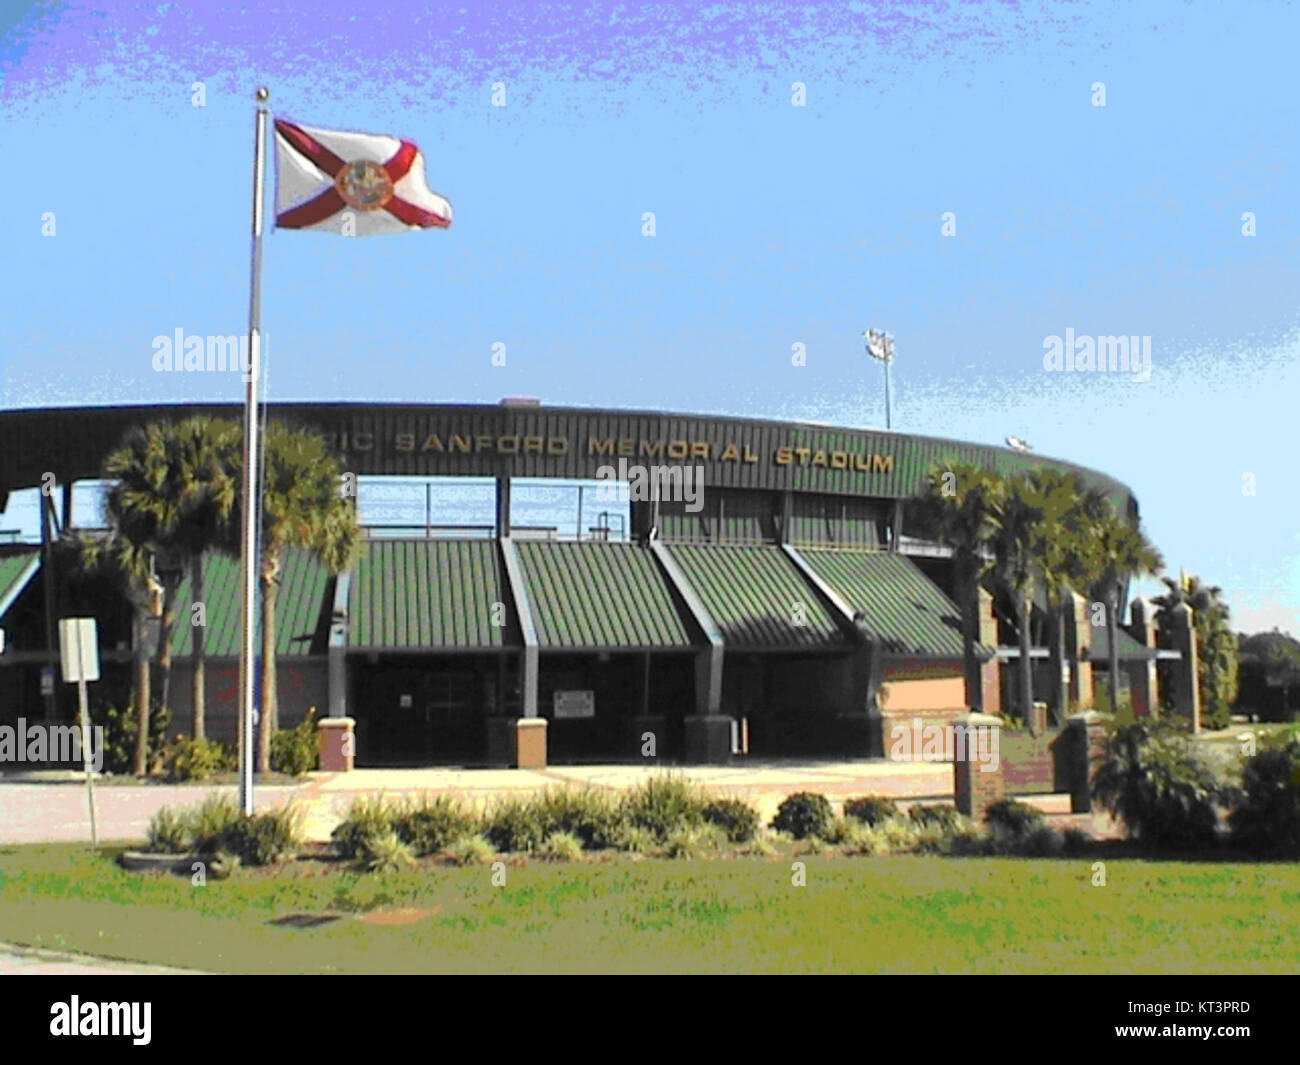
left=0, top=942, right=202, bottom=975
left=0, top=760, right=1119, bottom=845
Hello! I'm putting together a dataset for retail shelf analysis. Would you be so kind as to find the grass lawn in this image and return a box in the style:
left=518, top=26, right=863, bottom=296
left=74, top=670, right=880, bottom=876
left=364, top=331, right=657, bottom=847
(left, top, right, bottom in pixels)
left=1, top=843, right=1297, bottom=974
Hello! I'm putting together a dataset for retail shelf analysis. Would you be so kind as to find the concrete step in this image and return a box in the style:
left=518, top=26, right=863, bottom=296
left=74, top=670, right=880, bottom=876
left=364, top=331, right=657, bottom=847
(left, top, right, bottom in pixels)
left=1014, top=793, right=1074, bottom=815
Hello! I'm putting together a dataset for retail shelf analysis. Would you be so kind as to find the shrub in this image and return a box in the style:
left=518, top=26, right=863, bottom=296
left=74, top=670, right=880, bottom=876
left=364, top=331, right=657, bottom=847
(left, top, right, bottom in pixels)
left=984, top=798, right=1045, bottom=838
left=362, top=830, right=417, bottom=873
left=145, top=806, right=190, bottom=853
left=532, top=787, right=624, bottom=849
left=446, top=834, right=495, bottom=866
left=1017, top=824, right=1066, bottom=857
left=906, top=804, right=961, bottom=831
left=223, top=805, right=303, bottom=865
left=161, top=736, right=235, bottom=782
left=770, top=792, right=833, bottom=840
left=332, top=795, right=399, bottom=859
left=663, top=823, right=727, bottom=859
left=396, top=794, right=480, bottom=856
left=538, top=831, right=585, bottom=862
left=701, top=797, right=760, bottom=842
left=188, top=794, right=243, bottom=854
left=843, top=795, right=899, bottom=827
left=820, top=815, right=865, bottom=845
left=485, top=796, right=547, bottom=853
left=270, top=708, right=320, bottom=777
left=612, top=823, right=658, bottom=854
left=1229, top=741, right=1300, bottom=854
left=1092, top=721, right=1223, bottom=848
left=619, top=775, right=707, bottom=841
left=96, top=701, right=170, bottom=776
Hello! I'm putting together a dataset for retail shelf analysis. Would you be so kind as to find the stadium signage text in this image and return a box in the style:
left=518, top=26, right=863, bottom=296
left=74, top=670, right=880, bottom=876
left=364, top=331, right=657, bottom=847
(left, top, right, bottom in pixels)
left=324, top=432, right=894, bottom=472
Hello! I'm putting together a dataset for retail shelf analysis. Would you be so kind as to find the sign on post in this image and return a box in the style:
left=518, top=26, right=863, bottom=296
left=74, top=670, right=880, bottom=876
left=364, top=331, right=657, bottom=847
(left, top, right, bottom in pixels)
left=59, top=618, right=100, bottom=683
left=58, top=617, right=99, bottom=848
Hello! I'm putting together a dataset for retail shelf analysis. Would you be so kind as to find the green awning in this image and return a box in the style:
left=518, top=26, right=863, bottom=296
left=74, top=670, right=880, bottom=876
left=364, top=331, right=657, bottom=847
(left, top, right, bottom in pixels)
left=171, top=547, right=331, bottom=657
left=0, top=550, right=40, bottom=620
left=348, top=538, right=512, bottom=651
left=799, top=548, right=978, bottom=658
left=1088, top=618, right=1156, bottom=662
left=516, top=541, right=692, bottom=650
left=666, top=544, right=846, bottom=650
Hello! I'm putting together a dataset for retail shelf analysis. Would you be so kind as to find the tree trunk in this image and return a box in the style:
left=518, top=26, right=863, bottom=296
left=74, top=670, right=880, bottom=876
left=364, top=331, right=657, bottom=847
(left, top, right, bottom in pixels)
left=1106, top=590, right=1122, bottom=716
left=191, top=554, right=205, bottom=741
left=155, top=581, right=179, bottom=721
left=257, top=562, right=279, bottom=775
left=133, top=608, right=151, bottom=777
left=1017, top=590, right=1034, bottom=722
left=1046, top=591, right=1067, bottom=726
left=958, top=571, right=982, bottom=713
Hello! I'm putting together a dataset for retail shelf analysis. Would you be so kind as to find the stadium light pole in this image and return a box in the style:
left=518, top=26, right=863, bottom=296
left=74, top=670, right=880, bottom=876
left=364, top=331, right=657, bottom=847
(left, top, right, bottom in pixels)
left=864, top=328, right=895, bottom=430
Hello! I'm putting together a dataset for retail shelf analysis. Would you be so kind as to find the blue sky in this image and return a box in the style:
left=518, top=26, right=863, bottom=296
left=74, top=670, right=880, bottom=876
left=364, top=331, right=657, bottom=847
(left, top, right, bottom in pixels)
left=1, top=0, right=1297, bottom=632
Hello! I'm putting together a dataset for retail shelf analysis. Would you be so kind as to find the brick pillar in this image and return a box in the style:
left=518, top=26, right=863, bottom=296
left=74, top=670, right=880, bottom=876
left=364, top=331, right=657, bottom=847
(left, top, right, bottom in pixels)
left=515, top=717, right=548, bottom=769
left=318, top=717, right=355, bottom=772
left=976, top=587, right=1001, bottom=715
left=1127, top=597, right=1159, bottom=719
left=1064, top=710, right=1107, bottom=812
left=1160, top=602, right=1201, bottom=733
left=1067, top=591, right=1094, bottom=709
left=953, top=713, right=1004, bottom=818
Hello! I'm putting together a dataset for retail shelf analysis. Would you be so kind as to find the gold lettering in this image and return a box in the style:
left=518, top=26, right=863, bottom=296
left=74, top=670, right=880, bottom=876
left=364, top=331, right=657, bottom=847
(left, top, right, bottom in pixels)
left=640, top=440, right=664, bottom=458
left=497, top=435, right=519, bottom=453
left=353, top=432, right=374, bottom=451
left=524, top=436, right=544, bottom=454
left=690, top=441, right=710, bottom=459
left=589, top=438, right=615, bottom=456
left=872, top=455, right=894, bottom=473
left=775, top=447, right=793, bottom=465
left=743, top=446, right=758, bottom=463
left=830, top=451, right=847, bottom=469
left=811, top=450, right=828, bottom=467
left=547, top=437, right=568, bottom=455
left=618, top=438, right=634, bottom=456
left=794, top=447, right=811, bottom=464
left=720, top=444, right=739, bottom=462
left=451, top=435, right=471, bottom=454
left=667, top=440, right=689, bottom=459
left=423, top=434, right=444, bottom=452
left=395, top=433, right=415, bottom=452
left=854, top=454, right=870, bottom=471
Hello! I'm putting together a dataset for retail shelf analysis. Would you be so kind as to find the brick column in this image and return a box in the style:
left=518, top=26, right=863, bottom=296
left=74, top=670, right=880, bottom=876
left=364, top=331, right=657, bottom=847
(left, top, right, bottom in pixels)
left=515, top=717, right=548, bottom=769
left=1067, top=591, right=1094, bottom=709
left=1127, top=597, right=1159, bottom=719
left=1160, top=602, right=1201, bottom=733
left=976, top=587, right=1001, bottom=715
left=953, top=713, right=1004, bottom=818
left=318, top=717, right=355, bottom=772
left=1063, top=710, right=1107, bottom=813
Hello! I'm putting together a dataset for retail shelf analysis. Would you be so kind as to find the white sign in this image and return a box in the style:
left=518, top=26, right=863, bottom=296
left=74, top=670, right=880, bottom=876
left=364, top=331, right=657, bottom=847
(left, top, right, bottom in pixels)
left=59, top=618, right=100, bottom=684
left=553, top=690, right=595, bottom=719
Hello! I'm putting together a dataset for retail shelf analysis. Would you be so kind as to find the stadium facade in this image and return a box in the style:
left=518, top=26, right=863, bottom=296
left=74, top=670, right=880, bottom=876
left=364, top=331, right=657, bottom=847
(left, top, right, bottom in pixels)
left=0, top=401, right=1189, bottom=767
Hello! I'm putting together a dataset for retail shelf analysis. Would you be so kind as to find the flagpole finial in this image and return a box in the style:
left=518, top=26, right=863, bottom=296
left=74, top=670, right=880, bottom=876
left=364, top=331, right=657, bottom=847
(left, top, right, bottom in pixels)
left=255, top=86, right=269, bottom=103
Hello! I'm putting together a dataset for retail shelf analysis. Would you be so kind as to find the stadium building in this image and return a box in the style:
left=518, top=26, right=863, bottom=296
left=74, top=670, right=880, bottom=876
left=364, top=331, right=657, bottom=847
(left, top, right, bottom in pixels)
left=0, top=401, right=1194, bottom=767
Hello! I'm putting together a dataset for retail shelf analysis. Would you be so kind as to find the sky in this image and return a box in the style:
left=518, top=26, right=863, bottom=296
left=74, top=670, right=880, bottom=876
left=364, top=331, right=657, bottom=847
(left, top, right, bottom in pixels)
left=1, top=0, right=1297, bottom=633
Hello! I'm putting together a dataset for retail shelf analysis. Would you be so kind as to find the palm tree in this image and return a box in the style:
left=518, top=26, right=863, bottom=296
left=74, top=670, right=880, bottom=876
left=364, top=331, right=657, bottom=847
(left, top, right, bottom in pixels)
left=166, top=418, right=241, bottom=740
left=249, top=423, right=360, bottom=773
left=74, top=504, right=162, bottom=776
left=1026, top=470, right=1106, bottom=725
left=912, top=463, right=1005, bottom=712
left=1079, top=508, right=1163, bottom=714
left=988, top=474, right=1046, bottom=724
left=104, top=419, right=241, bottom=737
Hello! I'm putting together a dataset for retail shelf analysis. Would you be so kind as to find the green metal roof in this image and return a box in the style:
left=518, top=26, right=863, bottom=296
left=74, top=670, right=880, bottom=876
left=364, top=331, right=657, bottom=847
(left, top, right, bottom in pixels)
left=349, top=538, right=511, bottom=650
left=0, top=550, right=40, bottom=620
left=1088, top=617, right=1156, bottom=662
left=666, top=544, right=846, bottom=650
left=170, top=547, right=330, bottom=657
left=516, top=541, right=692, bottom=650
left=798, top=548, right=976, bottom=658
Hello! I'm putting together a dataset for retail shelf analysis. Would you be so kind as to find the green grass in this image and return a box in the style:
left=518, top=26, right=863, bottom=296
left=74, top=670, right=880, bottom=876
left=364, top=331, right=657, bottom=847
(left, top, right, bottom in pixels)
left=1, top=843, right=1297, bottom=974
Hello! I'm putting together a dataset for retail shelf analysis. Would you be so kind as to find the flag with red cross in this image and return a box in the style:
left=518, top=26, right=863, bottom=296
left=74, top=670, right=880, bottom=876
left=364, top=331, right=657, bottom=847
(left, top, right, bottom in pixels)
left=273, top=119, right=453, bottom=235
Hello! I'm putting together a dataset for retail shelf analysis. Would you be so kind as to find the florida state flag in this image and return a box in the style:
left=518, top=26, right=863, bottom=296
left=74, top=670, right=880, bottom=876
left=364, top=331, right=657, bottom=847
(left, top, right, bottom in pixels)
left=273, top=118, right=453, bottom=235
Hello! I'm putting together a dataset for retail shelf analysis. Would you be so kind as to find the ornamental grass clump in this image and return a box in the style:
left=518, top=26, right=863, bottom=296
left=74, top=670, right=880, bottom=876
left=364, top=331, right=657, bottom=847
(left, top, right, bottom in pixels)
left=619, top=775, right=708, bottom=842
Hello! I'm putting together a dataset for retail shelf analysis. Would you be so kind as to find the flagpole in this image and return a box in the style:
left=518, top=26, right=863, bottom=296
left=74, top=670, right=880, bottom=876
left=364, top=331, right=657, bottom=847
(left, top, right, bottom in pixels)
left=239, top=87, right=269, bottom=816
